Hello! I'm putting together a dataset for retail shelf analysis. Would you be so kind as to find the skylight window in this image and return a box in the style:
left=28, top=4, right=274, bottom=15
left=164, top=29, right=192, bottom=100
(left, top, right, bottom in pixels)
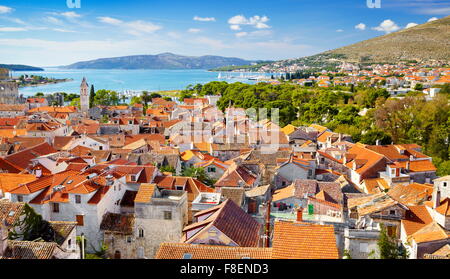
left=182, top=253, right=192, bottom=259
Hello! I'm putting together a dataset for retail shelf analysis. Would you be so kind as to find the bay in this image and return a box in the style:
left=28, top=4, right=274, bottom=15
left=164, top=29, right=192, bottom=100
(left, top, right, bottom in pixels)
left=14, top=68, right=272, bottom=97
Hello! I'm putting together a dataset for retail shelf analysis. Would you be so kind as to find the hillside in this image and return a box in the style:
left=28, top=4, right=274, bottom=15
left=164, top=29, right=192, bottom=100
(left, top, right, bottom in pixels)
left=325, top=15, right=450, bottom=63
left=0, top=64, right=44, bottom=71
left=223, top=16, right=450, bottom=72
left=64, top=53, right=254, bottom=70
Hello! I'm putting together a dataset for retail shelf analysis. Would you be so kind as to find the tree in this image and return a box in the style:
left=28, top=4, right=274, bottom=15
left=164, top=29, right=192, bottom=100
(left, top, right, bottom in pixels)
left=35, top=92, right=44, bottom=97
left=414, top=83, right=423, bottom=91
left=182, top=166, right=215, bottom=186
left=89, top=85, right=95, bottom=107
left=94, top=89, right=119, bottom=106
left=377, top=224, right=408, bottom=259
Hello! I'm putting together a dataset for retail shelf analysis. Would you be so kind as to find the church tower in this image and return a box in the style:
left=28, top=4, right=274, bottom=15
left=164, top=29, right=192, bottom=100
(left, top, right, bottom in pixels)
left=80, top=77, right=89, bottom=115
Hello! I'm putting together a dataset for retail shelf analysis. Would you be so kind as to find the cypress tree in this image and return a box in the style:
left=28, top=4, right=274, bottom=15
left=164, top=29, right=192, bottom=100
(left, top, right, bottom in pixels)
left=89, top=84, right=95, bottom=107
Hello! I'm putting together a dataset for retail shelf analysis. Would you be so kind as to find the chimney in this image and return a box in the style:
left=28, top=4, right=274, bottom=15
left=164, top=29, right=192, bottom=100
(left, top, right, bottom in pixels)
left=297, top=207, right=303, bottom=222
left=406, top=161, right=410, bottom=172
left=376, top=139, right=380, bottom=146
left=35, top=167, right=42, bottom=178
left=434, top=190, right=441, bottom=209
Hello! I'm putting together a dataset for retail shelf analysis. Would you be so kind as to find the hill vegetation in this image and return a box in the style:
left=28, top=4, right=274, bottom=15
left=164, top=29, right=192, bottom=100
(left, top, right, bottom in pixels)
left=64, top=53, right=254, bottom=70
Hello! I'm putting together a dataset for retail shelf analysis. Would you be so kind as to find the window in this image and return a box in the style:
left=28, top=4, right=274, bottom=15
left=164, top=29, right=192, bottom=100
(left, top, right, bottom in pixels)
left=130, top=175, right=136, bottom=182
left=390, top=210, right=396, bottom=216
left=444, top=182, right=448, bottom=187
left=76, top=215, right=84, bottom=226
left=138, top=228, right=144, bottom=238
left=68, top=239, right=72, bottom=247
left=208, top=167, right=216, bottom=173
left=53, top=203, right=60, bottom=213
left=164, top=211, right=172, bottom=220
left=75, top=195, right=81, bottom=204
left=17, top=195, right=23, bottom=202
left=127, top=236, right=132, bottom=243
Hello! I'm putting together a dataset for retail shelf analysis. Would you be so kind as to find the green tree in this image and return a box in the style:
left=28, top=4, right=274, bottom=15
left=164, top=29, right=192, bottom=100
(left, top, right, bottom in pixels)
left=89, top=85, right=95, bottom=107
left=94, top=89, right=119, bottom=106
left=377, top=225, right=408, bottom=259
left=182, top=166, right=215, bottom=186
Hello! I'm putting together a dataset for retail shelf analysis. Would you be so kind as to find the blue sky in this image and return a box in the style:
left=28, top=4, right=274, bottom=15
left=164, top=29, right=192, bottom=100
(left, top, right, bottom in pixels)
left=0, top=0, right=448, bottom=66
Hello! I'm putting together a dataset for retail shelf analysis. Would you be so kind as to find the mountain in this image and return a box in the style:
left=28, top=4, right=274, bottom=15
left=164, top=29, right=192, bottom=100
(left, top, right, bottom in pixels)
left=230, top=16, right=450, bottom=72
left=63, top=53, right=254, bottom=70
left=0, top=64, right=44, bottom=71
left=324, top=15, right=450, bottom=63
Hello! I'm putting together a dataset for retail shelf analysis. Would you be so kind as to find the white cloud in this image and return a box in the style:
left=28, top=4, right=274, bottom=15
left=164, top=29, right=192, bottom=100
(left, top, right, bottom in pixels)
left=97, top=17, right=162, bottom=36
left=187, top=28, right=201, bottom=33
left=0, top=5, right=13, bottom=14
left=372, top=19, right=401, bottom=34
left=336, top=29, right=344, bottom=32
left=193, top=16, right=216, bottom=22
left=0, top=27, right=27, bottom=32
left=428, top=17, right=439, bottom=22
left=52, top=28, right=76, bottom=33
left=230, top=25, right=241, bottom=31
left=235, top=32, right=248, bottom=38
left=97, top=16, right=123, bottom=25
left=60, top=12, right=81, bottom=19
left=126, top=20, right=162, bottom=35
left=228, top=15, right=270, bottom=30
left=405, top=22, right=418, bottom=29
left=355, top=23, right=366, bottom=31
left=44, top=16, right=63, bottom=25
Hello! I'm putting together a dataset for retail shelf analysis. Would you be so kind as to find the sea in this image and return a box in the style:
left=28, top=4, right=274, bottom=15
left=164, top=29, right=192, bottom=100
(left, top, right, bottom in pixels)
left=13, top=68, right=273, bottom=97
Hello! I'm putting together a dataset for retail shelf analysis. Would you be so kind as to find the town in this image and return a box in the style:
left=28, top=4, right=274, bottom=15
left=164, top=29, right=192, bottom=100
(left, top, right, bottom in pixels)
left=0, top=63, right=449, bottom=260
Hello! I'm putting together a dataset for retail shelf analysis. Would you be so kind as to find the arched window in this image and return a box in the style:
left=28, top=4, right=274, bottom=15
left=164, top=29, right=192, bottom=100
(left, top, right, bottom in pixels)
left=138, top=228, right=144, bottom=238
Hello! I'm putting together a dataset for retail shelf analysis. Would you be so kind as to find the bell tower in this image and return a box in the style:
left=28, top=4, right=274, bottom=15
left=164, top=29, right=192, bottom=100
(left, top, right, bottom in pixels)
left=80, top=77, right=89, bottom=115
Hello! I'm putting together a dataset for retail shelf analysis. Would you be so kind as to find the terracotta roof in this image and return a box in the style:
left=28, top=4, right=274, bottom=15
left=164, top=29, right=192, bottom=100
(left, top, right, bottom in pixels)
left=271, top=221, right=339, bottom=259
left=156, top=243, right=272, bottom=259
left=3, top=142, right=56, bottom=171
left=134, top=183, right=156, bottom=203
left=409, top=222, right=449, bottom=244
left=388, top=183, right=433, bottom=206
left=0, top=173, right=36, bottom=193
left=435, top=198, right=450, bottom=217
left=402, top=205, right=434, bottom=237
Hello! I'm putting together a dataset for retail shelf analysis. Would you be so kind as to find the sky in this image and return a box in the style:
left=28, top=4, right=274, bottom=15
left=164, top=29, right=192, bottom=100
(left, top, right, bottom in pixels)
left=0, top=0, right=448, bottom=66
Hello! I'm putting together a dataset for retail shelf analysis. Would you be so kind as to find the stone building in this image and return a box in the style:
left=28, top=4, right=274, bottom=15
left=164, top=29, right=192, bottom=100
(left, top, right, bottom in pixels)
left=101, top=184, right=188, bottom=259
left=0, top=68, right=19, bottom=105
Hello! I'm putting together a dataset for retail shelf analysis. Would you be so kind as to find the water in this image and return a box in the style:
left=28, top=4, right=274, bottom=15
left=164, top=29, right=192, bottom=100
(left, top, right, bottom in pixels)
left=14, top=68, right=273, bottom=97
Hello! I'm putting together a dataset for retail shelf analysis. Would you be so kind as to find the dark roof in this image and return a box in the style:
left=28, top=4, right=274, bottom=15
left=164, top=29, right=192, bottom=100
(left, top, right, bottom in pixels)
left=2, top=241, right=57, bottom=259
left=48, top=221, right=77, bottom=246
left=185, top=199, right=261, bottom=247
left=220, top=187, right=245, bottom=206
left=100, top=213, right=135, bottom=234
left=293, top=179, right=343, bottom=204
left=0, top=200, right=26, bottom=227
